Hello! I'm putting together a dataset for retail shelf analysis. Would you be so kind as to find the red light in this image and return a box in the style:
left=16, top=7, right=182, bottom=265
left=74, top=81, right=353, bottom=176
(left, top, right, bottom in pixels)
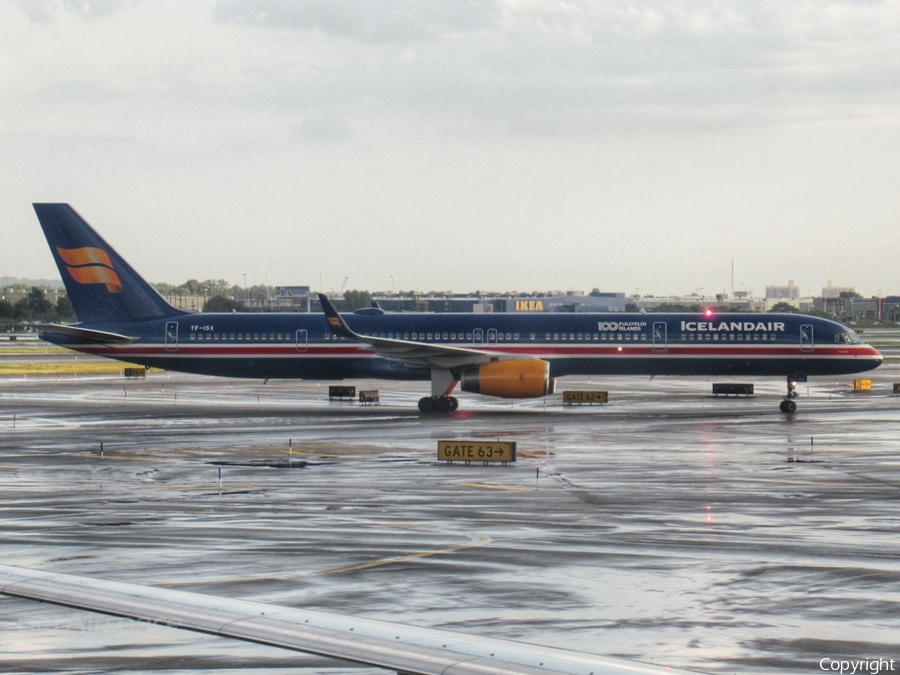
left=705, top=309, right=713, bottom=317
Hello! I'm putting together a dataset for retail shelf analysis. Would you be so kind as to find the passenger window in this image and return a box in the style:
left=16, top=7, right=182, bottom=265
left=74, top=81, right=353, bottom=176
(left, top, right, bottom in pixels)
left=214, top=334, right=219, bottom=340
left=689, top=334, right=695, bottom=341
left=681, top=334, right=687, bottom=341
left=601, top=334, right=607, bottom=340
left=616, top=334, right=623, bottom=341
left=770, top=334, right=776, bottom=341
left=230, top=333, right=235, bottom=340
left=737, top=334, right=744, bottom=341
left=753, top=333, right=759, bottom=341
left=561, top=334, right=567, bottom=341
left=206, top=334, right=212, bottom=341
left=761, top=334, right=767, bottom=341
left=513, top=333, right=519, bottom=340
left=190, top=334, right=196, bottom=340
left=427, top=333, right=433, bottom=340
left=254, top=333, right=260, bottom=340
left=553, top=333, right=559, bottom=340
left=466, top=333, right=472, bottom=340
left=577, top=333, right=583, bottom=340
left=545, top=334, right=551, bottom=340
left=640, top=334, right=646, bottom=341
left=261, top=334, right=267, bottom=340
left=443, top=333, right=449, bottom=340
left=713, top=334, right=719, bottom=341
left=594, top=334, right=599, bottom=340
left=404, top=333, right=409, bottom=339
left=530, top=333, right=535, bottom=340
left=625, top=334, right=631, bottom=341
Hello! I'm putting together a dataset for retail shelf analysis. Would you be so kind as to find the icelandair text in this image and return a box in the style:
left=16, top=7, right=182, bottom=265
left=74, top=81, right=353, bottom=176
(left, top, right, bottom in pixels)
left=681, top=321, right=785, bottom=332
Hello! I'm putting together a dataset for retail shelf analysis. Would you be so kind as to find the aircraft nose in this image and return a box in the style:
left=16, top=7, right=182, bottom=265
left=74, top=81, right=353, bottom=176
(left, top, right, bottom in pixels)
left=868, top=345, right=884, bottom=363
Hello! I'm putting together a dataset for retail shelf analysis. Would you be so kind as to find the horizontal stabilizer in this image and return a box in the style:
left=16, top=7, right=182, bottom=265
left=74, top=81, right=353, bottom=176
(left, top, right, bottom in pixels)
left=38, top=324, right=139, bottom=345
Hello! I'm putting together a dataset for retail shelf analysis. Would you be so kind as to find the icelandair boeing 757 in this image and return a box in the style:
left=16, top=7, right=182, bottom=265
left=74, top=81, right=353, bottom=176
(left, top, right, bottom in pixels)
left=34, top=204, right=882, bottom=413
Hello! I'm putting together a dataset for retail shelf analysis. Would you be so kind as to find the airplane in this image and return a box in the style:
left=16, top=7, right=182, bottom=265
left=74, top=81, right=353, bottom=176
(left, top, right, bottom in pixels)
left=0, top=563, right=700, bottom=675
left=33, top=204, right=882, bottom=413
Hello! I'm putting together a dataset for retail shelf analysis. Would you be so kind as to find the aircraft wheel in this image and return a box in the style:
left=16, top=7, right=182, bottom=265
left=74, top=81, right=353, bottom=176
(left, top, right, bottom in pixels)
left=449, top=396, right=459, bottom=411
left=435, top=396, right=454, bottom=413
left=785, top=399, right=797, bottom=413
left=418, top=397, right=436, bottom=413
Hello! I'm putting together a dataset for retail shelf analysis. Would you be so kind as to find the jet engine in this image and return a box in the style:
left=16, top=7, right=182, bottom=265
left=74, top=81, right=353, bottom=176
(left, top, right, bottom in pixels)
left=460, top=360, right=555, bottom=399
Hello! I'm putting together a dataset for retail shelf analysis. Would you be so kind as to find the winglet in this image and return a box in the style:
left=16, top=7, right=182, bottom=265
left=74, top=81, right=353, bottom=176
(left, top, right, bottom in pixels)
left=318, top=293, right=360, bottom=339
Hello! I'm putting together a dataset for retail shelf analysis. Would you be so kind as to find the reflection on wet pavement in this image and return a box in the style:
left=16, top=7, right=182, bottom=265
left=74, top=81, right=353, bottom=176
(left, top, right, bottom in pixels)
left=1, top=366, right=899, bottom=674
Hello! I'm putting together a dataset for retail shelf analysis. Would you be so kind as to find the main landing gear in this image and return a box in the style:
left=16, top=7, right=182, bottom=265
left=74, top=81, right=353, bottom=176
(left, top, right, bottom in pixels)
left=779, top=378, right=798, bottom=413
left=418, top=396, right=459, bottom=413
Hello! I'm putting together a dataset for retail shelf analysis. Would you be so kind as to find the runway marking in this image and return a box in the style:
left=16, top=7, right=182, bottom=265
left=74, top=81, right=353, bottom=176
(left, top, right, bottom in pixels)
left=312, top=535, right=489, bottom=576
left=722, top=477, right=850, bottom=486
left=461, top=482, right=529, bottom=491
left=161, top=533, right=490, bottom=588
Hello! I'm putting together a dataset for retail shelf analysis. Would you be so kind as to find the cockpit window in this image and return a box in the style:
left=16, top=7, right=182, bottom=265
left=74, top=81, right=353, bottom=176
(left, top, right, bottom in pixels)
left=835, top=332, right=863, bottom=344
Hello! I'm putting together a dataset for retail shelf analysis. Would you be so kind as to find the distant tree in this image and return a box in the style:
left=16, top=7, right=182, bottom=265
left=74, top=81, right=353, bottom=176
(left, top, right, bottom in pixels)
left=56, top=295, right=76, bottom=322
left=152, top=282, right=179, bottom=295
left=624, top=303, right=639, bottom=312
left=651, top=303, right=701, bottom=312
left=839, top=291, right=862, bottom=299
left=15, top=287, right=54, bottom=322
left=340, top=289, right=372, bottom=311
left=768, top=302, right=800, bottom=313
left=0, top=299, right=13, bottom=320
left=202, top=295, right=245, bottom=313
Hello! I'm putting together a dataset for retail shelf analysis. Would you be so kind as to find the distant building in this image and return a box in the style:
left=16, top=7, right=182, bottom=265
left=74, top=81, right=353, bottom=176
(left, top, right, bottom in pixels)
left=274, top=286, right=311, bottom=311
left=766, top=280, right=800, bottom=300
left=822, top=281, right=855, bottom=299
left=275, top=286, right=310, bottom=301
left=506, top=292, right=629, bottom=313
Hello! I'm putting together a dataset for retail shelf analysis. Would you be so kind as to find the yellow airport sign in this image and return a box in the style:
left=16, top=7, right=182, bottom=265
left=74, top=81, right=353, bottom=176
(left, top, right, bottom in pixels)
left=853, top=379, right=872, bottom=390
left=438, top=440, right=516, bottom=463
left=562, top=390, right=608, bottom=404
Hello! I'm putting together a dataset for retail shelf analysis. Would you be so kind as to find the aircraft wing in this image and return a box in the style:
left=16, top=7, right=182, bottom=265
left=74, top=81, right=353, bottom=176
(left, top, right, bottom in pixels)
left=0, top=564, right=696, bottom=675
left=319, top=294, right=530, bottom=370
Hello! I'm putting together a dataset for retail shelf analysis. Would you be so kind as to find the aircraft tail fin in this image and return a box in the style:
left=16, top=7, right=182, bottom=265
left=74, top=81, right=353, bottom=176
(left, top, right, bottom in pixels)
left=33, top=204, right=185, bottom=323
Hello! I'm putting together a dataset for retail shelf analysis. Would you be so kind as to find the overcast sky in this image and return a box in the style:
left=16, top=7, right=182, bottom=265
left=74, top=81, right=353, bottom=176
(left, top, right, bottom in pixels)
left=2, top=0, right=899, bottom=298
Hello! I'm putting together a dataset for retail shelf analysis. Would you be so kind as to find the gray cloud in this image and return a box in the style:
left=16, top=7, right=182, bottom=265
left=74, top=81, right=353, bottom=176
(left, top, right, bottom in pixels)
left=292, top=112, right=353, bottom=141
left=12, top=0, right=133, bottom=20
left=212, top=0, right=498, bottom=42
left=208, top=0, right=900, bottom=135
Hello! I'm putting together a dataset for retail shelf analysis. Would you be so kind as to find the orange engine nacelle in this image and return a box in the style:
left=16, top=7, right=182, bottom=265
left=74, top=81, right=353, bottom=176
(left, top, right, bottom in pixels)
left=460, top=360, right=555, bottom=399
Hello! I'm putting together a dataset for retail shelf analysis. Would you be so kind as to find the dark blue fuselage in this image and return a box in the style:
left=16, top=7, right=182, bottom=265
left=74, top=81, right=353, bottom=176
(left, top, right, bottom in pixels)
left=44, top=311, right=883, bottom=382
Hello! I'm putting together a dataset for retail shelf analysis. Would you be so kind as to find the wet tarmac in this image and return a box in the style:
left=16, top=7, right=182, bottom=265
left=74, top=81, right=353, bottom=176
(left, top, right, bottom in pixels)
left=1, top=365, right=899, bottom=674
